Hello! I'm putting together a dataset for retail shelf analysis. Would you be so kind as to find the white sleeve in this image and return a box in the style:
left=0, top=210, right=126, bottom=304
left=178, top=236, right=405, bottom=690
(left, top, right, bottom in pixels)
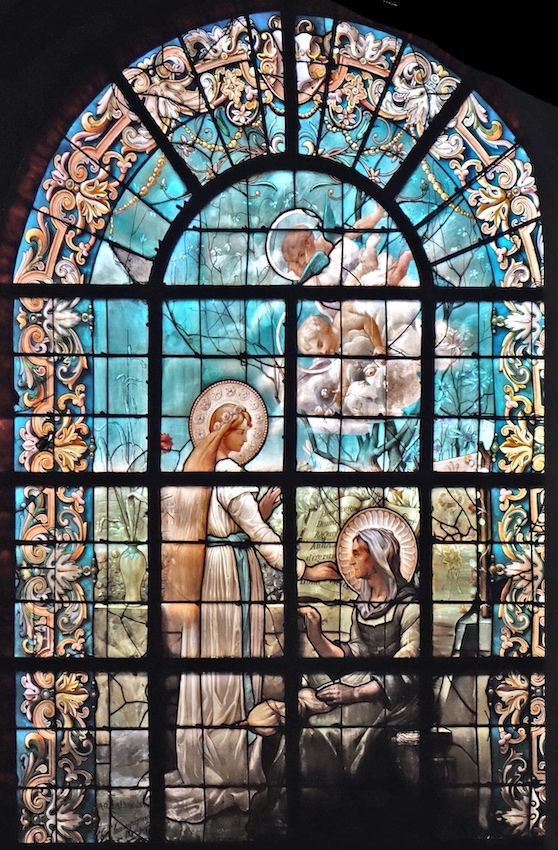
left=222, top=490, right=306, bottom=578
left=393, top=603, right=420, bottom=658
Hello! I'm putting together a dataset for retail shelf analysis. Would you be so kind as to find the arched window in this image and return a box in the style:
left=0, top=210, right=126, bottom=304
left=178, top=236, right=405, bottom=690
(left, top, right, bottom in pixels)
left=2, top=4, right=547, bottom=845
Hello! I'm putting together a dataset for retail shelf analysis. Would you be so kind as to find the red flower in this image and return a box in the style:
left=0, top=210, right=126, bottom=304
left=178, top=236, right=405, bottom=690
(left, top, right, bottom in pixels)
left=160, top=433, right=173, bottom=452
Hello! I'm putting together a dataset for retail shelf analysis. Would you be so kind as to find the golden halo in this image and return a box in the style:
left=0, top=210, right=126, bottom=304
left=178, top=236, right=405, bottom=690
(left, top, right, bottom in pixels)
left=336, top=507, right=418, bottom=592
left=188, top=380, right=268, bottom=465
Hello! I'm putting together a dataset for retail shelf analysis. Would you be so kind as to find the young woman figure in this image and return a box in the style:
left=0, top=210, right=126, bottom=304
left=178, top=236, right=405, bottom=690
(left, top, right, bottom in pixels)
left=164, top=383, right=336, bottom=825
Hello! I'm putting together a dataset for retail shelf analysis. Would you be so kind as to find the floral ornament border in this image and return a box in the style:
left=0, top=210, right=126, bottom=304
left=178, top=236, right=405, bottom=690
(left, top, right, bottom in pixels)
left=491, top=487, right=545, bottom=659
left=18, top=671, right=96, bottom=843
left=16, top=485, right=91, bottom=658
left=487, top=487, right=545, bottom=837
left=489, top=672, right=545, bottom=837
left=15, top=298, right=93, bottom=473
left=494, top=301, right=544, bottom=475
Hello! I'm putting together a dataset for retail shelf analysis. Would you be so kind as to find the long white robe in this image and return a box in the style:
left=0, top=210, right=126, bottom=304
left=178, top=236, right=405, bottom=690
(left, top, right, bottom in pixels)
left=165, top=458, right=286, bottom=823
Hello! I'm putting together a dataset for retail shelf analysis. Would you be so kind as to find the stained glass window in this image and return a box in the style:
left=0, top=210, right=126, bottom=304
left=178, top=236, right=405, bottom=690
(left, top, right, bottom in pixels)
left=5, top=6, right=546, bottom=844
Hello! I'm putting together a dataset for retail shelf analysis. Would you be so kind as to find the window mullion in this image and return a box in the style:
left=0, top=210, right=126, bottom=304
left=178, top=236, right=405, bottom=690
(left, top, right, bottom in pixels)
left=147, top=287, right=166, bottom=840
left=283, top=292, right=302, bottom=836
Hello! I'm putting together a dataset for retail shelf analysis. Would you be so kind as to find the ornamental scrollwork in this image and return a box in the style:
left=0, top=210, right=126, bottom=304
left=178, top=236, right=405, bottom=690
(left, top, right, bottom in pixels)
left=490, top=672, right=545, bottom=836
left=16, top=298, right=92, bottom=472
left=19, top=671, right=95, bottom=843
left=17, top=486, right=90, bottom=658
left=493, top=302, right=544, bottom=475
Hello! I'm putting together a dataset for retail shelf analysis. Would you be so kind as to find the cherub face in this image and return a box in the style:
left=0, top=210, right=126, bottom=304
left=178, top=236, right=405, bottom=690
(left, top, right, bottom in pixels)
left=298, top=315, right=339, bottom=355
left=282, top=227, right=316, bottom=277
left=313, top=327, right=337, bottom=355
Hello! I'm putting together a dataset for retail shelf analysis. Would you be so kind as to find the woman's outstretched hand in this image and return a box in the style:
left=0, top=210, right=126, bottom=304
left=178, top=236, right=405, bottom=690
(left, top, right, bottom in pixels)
left=316, top=682, right=359, bottom=706
left=317, top=679, right=385, bottom=706
left=258, top=486, right=281, bottom=520
left=298, top=605, right=345, bottom=658
left=302, top=560, right=340, bottom=581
